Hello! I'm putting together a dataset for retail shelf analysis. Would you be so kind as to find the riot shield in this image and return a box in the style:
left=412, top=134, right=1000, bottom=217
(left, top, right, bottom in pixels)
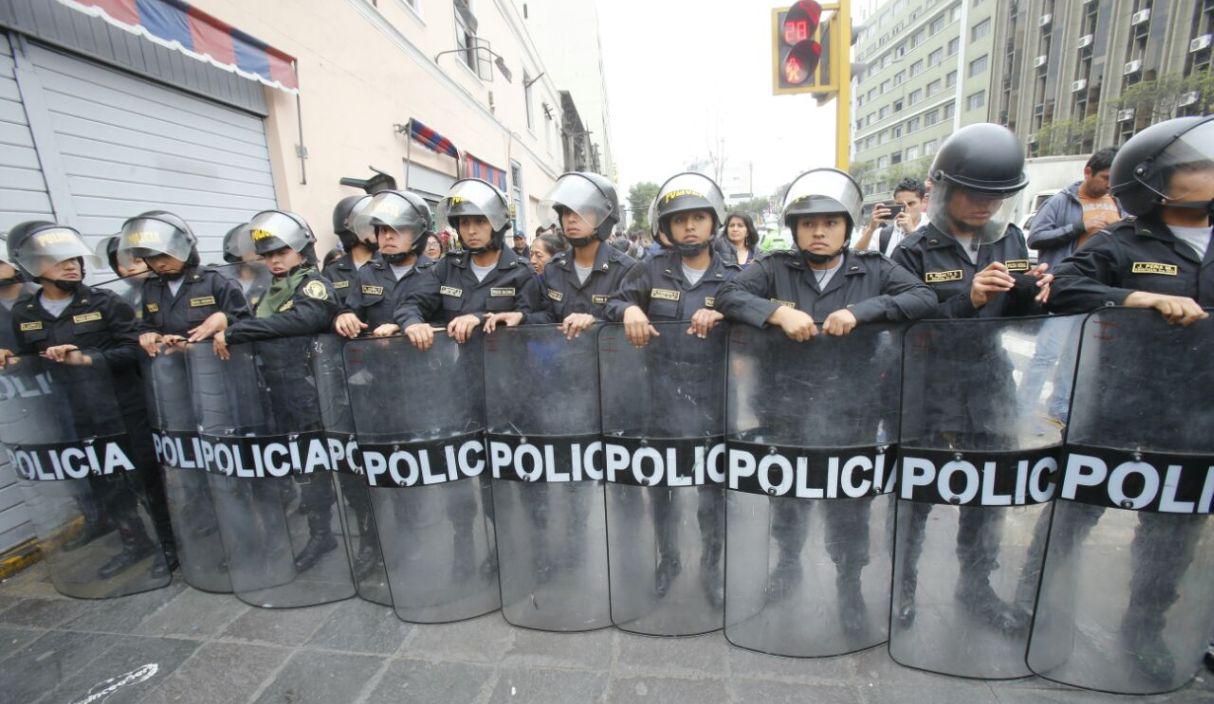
left=599, top=321, right=727, bottom=636
left=890, top=315, right=1083, bottom=679
left=484, top=325, right=609, bottom=631
left=724, top=324, right=899, bottom=657
left=144, top=350, right=230, bottom=593
left=0, top=352, right=170, bottom=598
left=1027, top=308, right=1214, bottom=694
left=187, top=338, right=356, bottom=608
left=343, top=333, right=499, bottom=623
left=310, top=334, right=391, bottom=606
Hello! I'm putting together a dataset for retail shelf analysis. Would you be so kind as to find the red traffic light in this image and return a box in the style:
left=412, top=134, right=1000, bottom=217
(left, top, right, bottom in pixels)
left=783, top=42, right=823, bottom=84
left=782, top=1, right=822, bottom=46
left=777, top=1, right=823, bottom=87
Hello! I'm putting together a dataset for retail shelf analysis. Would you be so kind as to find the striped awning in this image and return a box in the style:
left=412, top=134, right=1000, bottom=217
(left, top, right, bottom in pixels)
left=464, top=153, right=507, bottom=192
left=55, top=0, right=299, bottom=93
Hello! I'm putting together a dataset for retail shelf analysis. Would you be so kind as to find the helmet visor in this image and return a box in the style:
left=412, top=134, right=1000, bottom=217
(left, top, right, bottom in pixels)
left=437, top=180, right=511, bottom=233
left=927, top=182, right=1018, bottom=246
left=1149, top=120, right=1214, bottom=202
left=246, top=211, right=311, bottom=256
left=117, top=218, right=193, bottom=261
left=782, top=169, right=862, bottom=228
left=352, top=192, right=429, bottom=246
left=655, top=173, right=726, bottom=228
left=539, top=174, right=614, bottom=230
left=14, top=227, right=100, bottom=277
left=95, top=236, right=138, bottom=273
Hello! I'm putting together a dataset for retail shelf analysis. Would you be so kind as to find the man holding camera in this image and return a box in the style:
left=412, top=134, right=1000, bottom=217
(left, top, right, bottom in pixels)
left=856, top=177, right=927, bottom=256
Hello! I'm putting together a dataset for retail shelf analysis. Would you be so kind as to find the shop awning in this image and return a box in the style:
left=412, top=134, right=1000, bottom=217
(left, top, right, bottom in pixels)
left=464, top=153, right=507, bottom=191
left=55, top=0, right=298, bottom=92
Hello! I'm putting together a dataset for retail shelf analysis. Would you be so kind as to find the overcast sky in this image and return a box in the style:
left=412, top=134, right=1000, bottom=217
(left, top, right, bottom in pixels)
left=597, top=0, right=852, bottom=201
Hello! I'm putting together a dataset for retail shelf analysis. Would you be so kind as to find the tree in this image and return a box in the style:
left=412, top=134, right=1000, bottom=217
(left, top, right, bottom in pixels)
left=727, top=197, right=772, bottom=218
left=627, top=181, right=660, bottom=232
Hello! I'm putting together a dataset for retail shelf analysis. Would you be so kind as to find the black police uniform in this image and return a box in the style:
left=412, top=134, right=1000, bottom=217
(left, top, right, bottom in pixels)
left=603, top=248, right=741, bottom=322
left=322, top=252, right=364, bottom=306
left=394, top=247, right=541, bottom=328
left=10, top=286, right=172, bottom=575
left=226, top=267, right=339, bottom=344
left=527, top=243, right=636, bottom=324
left=0, top=296, right=21, bottom=350
left=892, top=222, right=1043, bottom=318
left=340, top=255, right=435, bottom=330
left=139, top=265, right=251, bottom=336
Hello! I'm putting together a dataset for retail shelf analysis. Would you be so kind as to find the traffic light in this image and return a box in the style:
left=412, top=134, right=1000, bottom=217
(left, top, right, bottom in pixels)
left=774, top=1, right=822, bottom=94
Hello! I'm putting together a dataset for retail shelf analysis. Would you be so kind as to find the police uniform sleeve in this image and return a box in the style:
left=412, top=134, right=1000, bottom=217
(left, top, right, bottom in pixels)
left=524, top=270, right=557, bottom=325
left=394, top=263, right=442, bottom=329
left=212, top=271, right=252, bottom=324
left=848, top=257, right=939, bottom=323
left=226, top=276, right=338, bottom=344
left=603, top=261, right=653, bottom=322
left=715, top=256, right=780, bottom=328
left=1044, top=230, right=1136, bottom=314
left=340, top=269, right=367, bottom=318
left=97, top=293, right=142, bottom=370
left=514, top=269, right=543, bottom=318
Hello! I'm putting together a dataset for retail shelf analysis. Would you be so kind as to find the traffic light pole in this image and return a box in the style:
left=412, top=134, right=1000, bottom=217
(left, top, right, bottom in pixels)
left=834, top=0, right=851, bottom=172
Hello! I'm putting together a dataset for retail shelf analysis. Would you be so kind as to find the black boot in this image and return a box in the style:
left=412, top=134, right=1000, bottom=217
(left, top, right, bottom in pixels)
left=1122, top=620, right=1176, bottom=686
left=294, top=531, right=337, bottom=573
left=957, top=576, right=1029, bottom=633
left=895, top=571, right=917, bottom=628
left=770, top=552, right=802, bottom=596
left=700, top=554, right=723, bottom=609
left=837, top=569, right=868, bottom=634
left=97, top=520, right=157, bottom=579
left=655, top=555, right=681, bottom=598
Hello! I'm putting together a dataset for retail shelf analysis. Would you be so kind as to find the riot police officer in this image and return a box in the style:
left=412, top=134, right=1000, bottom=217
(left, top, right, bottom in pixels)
left=334, top=190, right=437, bottom=339
left=117, top=211, right=251, bottom=357
left=214, top=210, right=342, bottom=572
left=1047, top=115, right=1213, bottom=681
left=0, top=222, right=173, bottom=578
left=323, top=195, right=375, bottom=306
left=0, top=236, right=28, bottom=350
left=605, top=172, right=742, bottom=345
left=221, top=223, right=269, bottom=309
left=96, top=235, right=150, bottom=311
left=519, top=172, right=636, bottom=338
left=395, top=178, right=541, bottom=349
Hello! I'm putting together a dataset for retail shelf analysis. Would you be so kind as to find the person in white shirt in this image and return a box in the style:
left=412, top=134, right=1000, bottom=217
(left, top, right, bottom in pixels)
left=856, top=177, right=928, bottom=256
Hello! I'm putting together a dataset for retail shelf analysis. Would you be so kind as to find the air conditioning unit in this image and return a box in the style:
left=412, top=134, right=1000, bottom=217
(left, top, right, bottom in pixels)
left=1077, top=34, right=1094, bottom=49
left=1123, top=59, right=1142, bottom=75
left=1039, top=13, right=1052, bottom=27
left=1178, top=91, right=1200, bottom=107
left=1034, top=54, right=1049, bottom=68
left=1117, top=108, right=1136, bottom=122
left=1130, top=9, right=1150, bottom=25
left=1072, top=79, right=1087, bottom=92
left=1191, top=34, right=1213, bottom=53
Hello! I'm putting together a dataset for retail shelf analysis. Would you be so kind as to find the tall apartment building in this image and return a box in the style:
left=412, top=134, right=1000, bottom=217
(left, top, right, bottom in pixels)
left=990, top=0, right=1212, bottom=154
left=851, top=0, right=999, bottom=204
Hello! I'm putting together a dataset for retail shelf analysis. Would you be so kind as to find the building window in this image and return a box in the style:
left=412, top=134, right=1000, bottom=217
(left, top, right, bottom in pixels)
left=868, top=88, right=878, bottom=101
left=926, top=78, right=943, bottom=96
left=924, top=139, right=938, bottom=155
left=510, top=160, right=525, bottom=235
left=894, top=125, right=904, bottom=138
left=894, top=70, right=906, bottom=86
left=906, top=145, right=920, bottom=160
left=455, top=0, right=478, bottom=72
left=969, top=54, right=989, bottom=77
left=879, top=155, right=890, bottom=168
left=930, top=14, right=947, bottom=34
left=908, top=88, right=923, bottom=105
left=928, top=48, right=944, bottom=66
left=523, top=72, right=534, bottom=130
left=944, top=101, right=957, bottom=119
left=894, top=99, right=904, bottom=112
left=946, top=70, right=957, bottom=88
left=911, top=29, right=926, bottom=48
left=892, top=152, right=903, bottom=165
left=879, top=105, right=891, bottom=119
left=948, top=36, right=960, bottom=56
left=971, top=17, right=991, bottom=41
left=907, top=116, right=921, bottom=132
left=909, top=59, right=925, bottom=77
left=881, top=79, right=892, bottom=93
left=950, top=4, right=963, bottom=22
left=925, top=109, right=940, bottom=126
left=966, top=90, right=986, bottom=110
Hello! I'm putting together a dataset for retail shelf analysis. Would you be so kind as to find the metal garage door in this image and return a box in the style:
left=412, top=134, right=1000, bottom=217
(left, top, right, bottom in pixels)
left=0, top=34, right=53, bottom=234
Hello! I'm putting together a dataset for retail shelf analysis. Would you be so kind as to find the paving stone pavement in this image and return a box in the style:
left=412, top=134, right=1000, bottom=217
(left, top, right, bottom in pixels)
left=2, top=562, right=1212, bottom=704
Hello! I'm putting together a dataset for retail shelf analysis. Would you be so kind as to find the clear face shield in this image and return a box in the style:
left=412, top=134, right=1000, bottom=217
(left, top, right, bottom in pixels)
left=117, top=218, right=193, bottom=261
left=437, top=180, right=511, bottom=233
left=655, top=173, right=727, bottom=230
left=928, top=181, right=1019, bottom=245
left=539, top=174, right=613, bottom=234
left=94, top=236, right=138, bottom=274
left=352, top=192, right=429, bottom=250
left=14, top=227, right=100, bottom=279
left=243, top=211, right=313, bottom=257
left=781, top=169, right=863, bottom=231
left=1147, top=121, right=1214, bottom=209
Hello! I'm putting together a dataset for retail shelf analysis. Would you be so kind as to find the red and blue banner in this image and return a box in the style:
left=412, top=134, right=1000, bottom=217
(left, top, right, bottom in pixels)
left=464, top=153, right=507, bottom=192
left=56, top=0, right=299, bottom=92
left=408, top=119, right=460, bottom=160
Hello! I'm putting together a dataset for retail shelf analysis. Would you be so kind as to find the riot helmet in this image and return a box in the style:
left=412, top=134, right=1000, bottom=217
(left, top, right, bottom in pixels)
left=927, top=123, right=1029, bottom=244
left=239, top=210, right=317, bottom=258
left=333, top=194, right=374, bottom=252
left=782, top=168, right=863, bottom=265
left=438, top=178, right=513, bottom=254
left=539, top=172, right=620, bottom=247
left=95, top=235, right=140, bottom=276
left=1110, top=115, right=1214, bottom=220
left=116, top=210, right=198, bottom=264
left=351, top=190, right=433, bottom=263
left=653, top=172, right=727, bottom=257
left=7, top=221, right=100, bottom=289
left=0, top=234, right=24, bottom=285
left=222, top=223, right=247, bottom=264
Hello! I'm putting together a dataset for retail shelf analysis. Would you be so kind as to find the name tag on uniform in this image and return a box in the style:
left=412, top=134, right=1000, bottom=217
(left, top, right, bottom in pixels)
left=704, top=297, right=715, bottom=308
left=19, top=321, right=42, bottom=332
left=333, top=280, right=351, bottom=289
left=591, top=294, right=609, bottom=305
left=490, top=287, right=515, bottom=297
left=278, top=300, right=294, bottom=312
left=72, top=312, right=102, bottom=324
left=189, top=296, right=216, bottom=307
left=1132, top=262, right=1178, bottom=276
left=925, top=270, right=964, bottom=283
left=145, top=303, right=159, bottom=313
left=1004, top=259, right=1030, bottom=272
left=361, top=285, right=384, bottom=296
left=651, top=288, right=680, bottom=301
left=440, top=286, right=463, bottom=298
left=547, top=289, right=564, bottom=302
left=770, top=298, right=797, bottom=309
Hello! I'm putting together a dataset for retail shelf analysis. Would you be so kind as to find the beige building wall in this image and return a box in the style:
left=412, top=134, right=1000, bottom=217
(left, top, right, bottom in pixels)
left=193, top=0, right=567, bottom=252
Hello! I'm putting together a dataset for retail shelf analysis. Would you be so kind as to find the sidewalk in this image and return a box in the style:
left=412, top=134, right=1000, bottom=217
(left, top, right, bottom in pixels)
left=0, top=562, right=1210, bottom=704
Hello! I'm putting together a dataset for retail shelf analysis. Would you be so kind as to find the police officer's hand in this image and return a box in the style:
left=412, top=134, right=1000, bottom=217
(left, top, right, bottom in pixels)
left=43, top=344, right=91, bottom=366
left=161, top=334, right=187, bottom=350
left=212, top=331, right=230, bottom=360
left=405, top=323, right=436, bottom=351
left=768, top=305, right=818, bottom=342
left=561, top=313, right=597, bottom=340
left=139, top=332, right=164, bottom=357
left=822, top=308, right=858, bottom=336
left=687, top=308, right=724, bottom=339
left=448, top=314, right=482, bottom=343
left=334, top=312, right=367, bottom=339
left=371, top=323, right=400, bottom=338
left=0, top=349, right=15, bottom=368
left=1125, top=291, right=1210, bottom=326
left=970, top=262, right=1016, bottom=309
left=187, top=312, right=229, bottom=344
left=623, top=305, right=659, bottom=347
left=483, top=312, right=523, bottom=334
left=1028, top=263, right=1053, bottom=304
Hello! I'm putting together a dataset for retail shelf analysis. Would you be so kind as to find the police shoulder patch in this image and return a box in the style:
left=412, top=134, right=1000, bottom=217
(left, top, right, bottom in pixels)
left=302, top=280, right=329, bottom=300
left=704, top=296, right=715, bottom=308
left=925, top=270, right=964, bottom=283
left=1131, top=262, right=1179, bottom=276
